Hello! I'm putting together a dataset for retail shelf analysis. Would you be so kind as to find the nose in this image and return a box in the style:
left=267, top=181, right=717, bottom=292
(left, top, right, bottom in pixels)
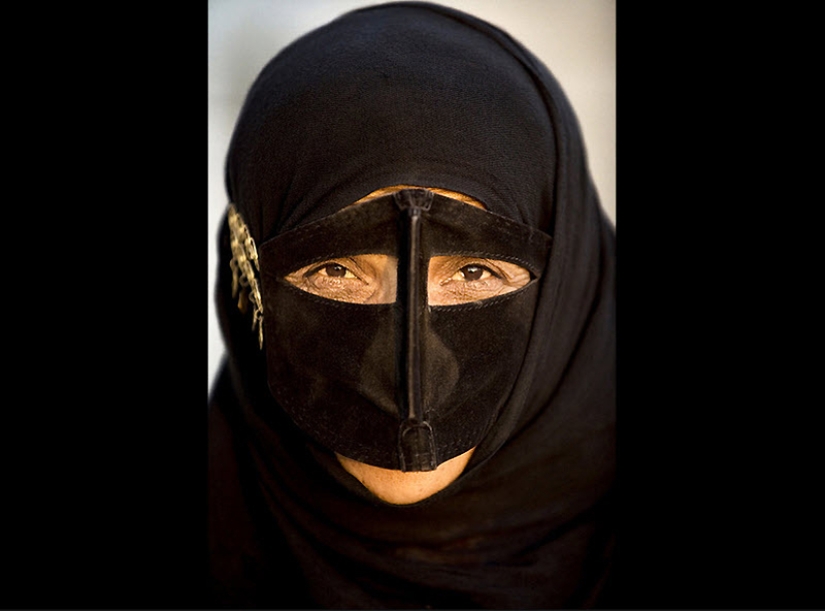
left=394, top=189, right=438, bottom=471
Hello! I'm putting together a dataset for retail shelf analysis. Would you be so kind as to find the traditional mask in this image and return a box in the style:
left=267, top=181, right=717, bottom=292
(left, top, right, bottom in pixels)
left=255, top=189, right=552, bottom=471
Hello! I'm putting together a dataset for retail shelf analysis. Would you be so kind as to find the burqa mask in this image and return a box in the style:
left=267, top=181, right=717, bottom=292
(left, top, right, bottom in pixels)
left=258, top=189, right=551, bottom=471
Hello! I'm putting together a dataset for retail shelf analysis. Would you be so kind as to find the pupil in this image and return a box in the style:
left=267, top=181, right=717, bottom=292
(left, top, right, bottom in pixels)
left=462, top=265, right=484, bottom=281
left=326, top=263, right=347, bottom=278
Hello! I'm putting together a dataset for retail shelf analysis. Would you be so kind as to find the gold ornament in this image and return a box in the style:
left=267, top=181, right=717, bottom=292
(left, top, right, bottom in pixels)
left=227, top=204, right=263, bottom=349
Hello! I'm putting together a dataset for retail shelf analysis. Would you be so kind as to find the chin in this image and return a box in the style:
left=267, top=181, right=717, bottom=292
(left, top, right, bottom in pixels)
left=335, top=448, right=475, bottom=505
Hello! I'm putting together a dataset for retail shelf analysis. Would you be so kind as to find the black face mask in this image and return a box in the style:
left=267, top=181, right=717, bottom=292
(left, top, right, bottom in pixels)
left=259, top=189, right=552, bottom=471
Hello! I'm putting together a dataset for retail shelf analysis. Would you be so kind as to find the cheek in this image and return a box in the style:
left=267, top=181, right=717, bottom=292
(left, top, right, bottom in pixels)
left=425, top=258, right=532, bottom=306
left=426, top=277, right=508, bottom=306
left=369, top=259, right=399, bottom=304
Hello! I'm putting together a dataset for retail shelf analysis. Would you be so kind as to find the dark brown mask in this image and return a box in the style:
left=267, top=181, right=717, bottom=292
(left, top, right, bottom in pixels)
left=259, top=189, right=552, bottom=471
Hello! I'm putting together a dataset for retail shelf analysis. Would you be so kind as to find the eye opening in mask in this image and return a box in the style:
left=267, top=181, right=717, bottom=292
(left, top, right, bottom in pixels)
left=284, top=254, right=398, bottom=305
left=282, top=253, right=533, bottom=306
left=428, top=255, right=533, bottom=306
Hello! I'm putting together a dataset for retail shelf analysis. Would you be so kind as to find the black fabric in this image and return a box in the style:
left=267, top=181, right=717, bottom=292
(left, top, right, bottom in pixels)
left=259, top=191, right=551, bottom=471
left=209, top=2, right=616, bottom=608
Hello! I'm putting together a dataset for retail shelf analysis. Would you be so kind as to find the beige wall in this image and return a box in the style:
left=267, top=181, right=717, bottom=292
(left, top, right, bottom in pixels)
left=208, top=0, right=616, bottom=392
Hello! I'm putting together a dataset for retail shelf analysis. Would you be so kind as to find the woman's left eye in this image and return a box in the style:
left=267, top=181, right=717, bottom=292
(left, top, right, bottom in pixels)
left=428, top=256, right=531, bottom=305
left=310, top=262, right=357, bottom=279
left=451, top=264, right=496, bottom=282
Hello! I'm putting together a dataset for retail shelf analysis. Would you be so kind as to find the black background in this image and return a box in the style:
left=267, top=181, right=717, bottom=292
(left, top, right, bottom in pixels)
left=2, top=4, right=820, bottom=609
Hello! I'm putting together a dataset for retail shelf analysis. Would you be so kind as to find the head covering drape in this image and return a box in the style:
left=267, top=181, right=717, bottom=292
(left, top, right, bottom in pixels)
left=209, top=2, right=616, bottom=607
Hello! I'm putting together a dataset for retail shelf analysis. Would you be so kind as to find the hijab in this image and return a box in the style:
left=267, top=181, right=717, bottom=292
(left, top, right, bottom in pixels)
left=208, top=2, right=616, bottom=607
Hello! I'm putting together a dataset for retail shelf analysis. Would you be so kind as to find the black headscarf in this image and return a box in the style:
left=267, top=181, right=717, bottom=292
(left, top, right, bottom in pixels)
left=209, top=2, right=616, bottom=608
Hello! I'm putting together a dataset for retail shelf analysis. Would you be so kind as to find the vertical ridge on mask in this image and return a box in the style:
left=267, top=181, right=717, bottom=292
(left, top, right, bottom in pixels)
left=394, top=189, right=436, bottom=471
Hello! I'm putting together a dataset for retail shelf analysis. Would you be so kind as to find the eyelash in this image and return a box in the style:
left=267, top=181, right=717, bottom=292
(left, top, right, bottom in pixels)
left=451, top=263, right=501, bottom=283
left=306, top=261, right=357, bottom=279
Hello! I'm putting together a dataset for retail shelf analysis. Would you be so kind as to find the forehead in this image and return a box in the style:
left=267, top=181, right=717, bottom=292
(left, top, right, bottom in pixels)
left=353, top=185, right=486, bottom=210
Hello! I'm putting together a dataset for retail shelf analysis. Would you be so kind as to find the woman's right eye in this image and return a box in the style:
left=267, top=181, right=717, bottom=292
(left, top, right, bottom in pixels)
left=308, top=262, right=357, bottom=279
left=284, top=255, right=397, bottom=304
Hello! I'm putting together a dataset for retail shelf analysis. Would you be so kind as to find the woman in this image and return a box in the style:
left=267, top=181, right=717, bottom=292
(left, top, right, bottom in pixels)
left=208, top=2, right=616, bottom=607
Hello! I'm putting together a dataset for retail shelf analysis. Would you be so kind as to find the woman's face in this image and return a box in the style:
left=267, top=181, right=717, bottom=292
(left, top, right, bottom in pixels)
left=282, top=185, right=532, bottom=504
left=284, top=186, right=531, bottom=307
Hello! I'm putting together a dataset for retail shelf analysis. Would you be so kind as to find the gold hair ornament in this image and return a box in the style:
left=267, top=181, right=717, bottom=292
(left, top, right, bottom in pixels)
left=227, top=204, right=263, bottom=349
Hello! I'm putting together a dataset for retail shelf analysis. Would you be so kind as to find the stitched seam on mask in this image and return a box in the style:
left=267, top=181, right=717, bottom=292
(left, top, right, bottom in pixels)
left=274, top=279, right=397, bottom=310
left=441, top=433, right=482, bottom=454
left=282, top=395, right=398, bottom=456
left=262, top=222, right=344, bottom=254
left=429, top=281, right=538, bottom=312
left=274, top=387, right=490, bottom=459
left=428, top=195, right=548, bottom=235
left=435, top=428, right=493, bottom=458
left=261, top=199, right=392, bottom=245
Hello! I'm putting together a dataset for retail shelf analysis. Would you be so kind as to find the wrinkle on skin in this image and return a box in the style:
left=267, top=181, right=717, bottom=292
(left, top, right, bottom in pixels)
left=428, top=255, right=532, bottom=305
left=284, top=254, right=397, bottom=304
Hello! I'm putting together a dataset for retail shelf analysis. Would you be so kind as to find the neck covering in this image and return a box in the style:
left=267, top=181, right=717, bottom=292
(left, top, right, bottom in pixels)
left=209, top=2, right=616, bottom=608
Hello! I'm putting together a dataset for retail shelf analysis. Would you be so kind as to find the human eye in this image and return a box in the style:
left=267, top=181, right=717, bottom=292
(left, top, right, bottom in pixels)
left=428, top=256, right=531, bottom=305
left=307, top=261, right=358, bottom=280
left=448, top=264, right=497, bottom=283
left=284, top=255, right=397, bottom=304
